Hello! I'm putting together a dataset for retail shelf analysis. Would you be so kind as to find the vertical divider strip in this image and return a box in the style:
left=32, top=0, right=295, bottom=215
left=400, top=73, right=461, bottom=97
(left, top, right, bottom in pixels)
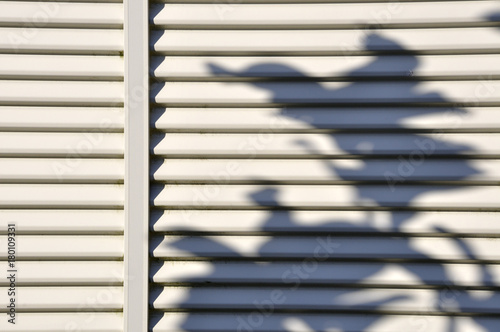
left=124, top=0, right=149, bottom=331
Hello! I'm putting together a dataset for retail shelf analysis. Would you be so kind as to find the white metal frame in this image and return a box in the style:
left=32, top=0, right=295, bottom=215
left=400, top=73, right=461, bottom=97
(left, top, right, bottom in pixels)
left=124, top=0, right=149, bottom=330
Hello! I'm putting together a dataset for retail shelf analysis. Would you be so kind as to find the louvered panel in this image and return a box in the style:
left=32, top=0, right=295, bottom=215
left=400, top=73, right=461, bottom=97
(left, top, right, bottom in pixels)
left=0, top=210, right=123, bottom=234
left=153, top=313, right=499, bottom=332
left=153, top=107, right=500, bottom=131
left=0, top=55, right=123, bottom=80
left=150, top=1, right=500, bottom=331
left=0, top=2, right=123, bottom=28
left=152, top=210, right=500, bottom=235
left=0, top=313, right=122, bottom=332
left=153, top=54, right=500, bottom=79
left=152, top=1, right=500, bottom=27
left=153, top=81, right=500, bottom=106
left=152, top=133, right=500, bottom=157
left=0, top=107, right=124, bottom=131
left=151, top=28, right=500, bottom=55
left=3, top=2, right=125, bottom=331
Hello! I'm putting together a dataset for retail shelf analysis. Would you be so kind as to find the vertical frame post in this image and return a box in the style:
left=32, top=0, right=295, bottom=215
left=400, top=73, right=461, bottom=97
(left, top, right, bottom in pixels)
left=124, top=0, right=149, bottom=331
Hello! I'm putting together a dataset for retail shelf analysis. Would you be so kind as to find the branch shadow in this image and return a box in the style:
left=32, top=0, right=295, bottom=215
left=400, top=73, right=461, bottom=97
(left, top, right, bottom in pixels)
left=148, top=25, right=499, bottom=332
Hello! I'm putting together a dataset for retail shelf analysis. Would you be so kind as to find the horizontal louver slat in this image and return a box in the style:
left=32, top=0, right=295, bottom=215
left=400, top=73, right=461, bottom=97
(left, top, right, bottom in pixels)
left=0, top=2, right=123, bottom=28
left=0, top=28, right=123, bottom=54
left=151, top=28, right=500, bottom=54
left=151, top=1, right=500, bottom=27
left=152, top=261, right=500, bottom=287
left=152, top=210, right=500, bottom=235
left=152, top=184, right=500, bottom=209
left=0, top=184, right=123, bottom=208
left=152, top=133, right=500, bottom=157
left=152, top=313, right=499, bottom=332
left=152, top=286, right=499, bottom=313
left=0, top=55, right=123, bottom=80
left=0, top=313, right=122, bottom=332
left=0, top=132, right=123, bottom=157
left=0, top=107, right=124, bottom=131
left=152, top=54, right=500, bottom=79
left=0, top=158, right=124, bottom=183
left=153, top=235, right=500, bottom=261
left=152, top=107, right=500, bottom=131
left=0, top=210, right=123, bottom=234
left=0, top=235, right=123, bottom=259
left=153, top=81, right=500, bottom=106
left=0, top=287, right=123, bottom=311
left=153, top=159, right=500, bottom=183
left=0, top=81, right=123, bottom=106
left=0, top=261, right=123, bottom=286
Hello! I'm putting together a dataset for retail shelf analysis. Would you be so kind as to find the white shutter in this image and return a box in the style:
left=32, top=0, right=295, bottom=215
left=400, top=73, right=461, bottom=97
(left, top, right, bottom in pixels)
left=149, top=1, right=500, bottom=332
left=0, top=1, right=124, bottom=331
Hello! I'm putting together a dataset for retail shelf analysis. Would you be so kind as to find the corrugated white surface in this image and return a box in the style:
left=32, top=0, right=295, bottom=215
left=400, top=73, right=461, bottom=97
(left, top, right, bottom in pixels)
left=150, top=1, right=500, bottom=331
left=1, top=2, right=125, bottom=331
